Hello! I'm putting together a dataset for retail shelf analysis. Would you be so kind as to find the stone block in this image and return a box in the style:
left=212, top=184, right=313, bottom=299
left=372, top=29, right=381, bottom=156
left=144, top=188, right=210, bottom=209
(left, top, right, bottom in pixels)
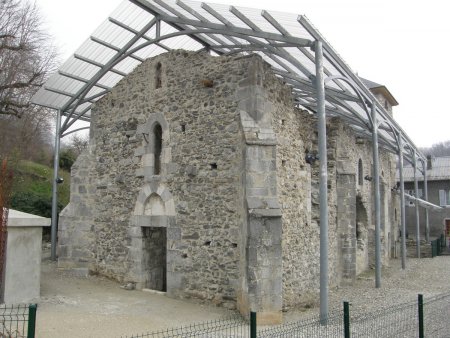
left=247, top=187, right=269, bottom=197
left=251, top=209, right=282, bottom=218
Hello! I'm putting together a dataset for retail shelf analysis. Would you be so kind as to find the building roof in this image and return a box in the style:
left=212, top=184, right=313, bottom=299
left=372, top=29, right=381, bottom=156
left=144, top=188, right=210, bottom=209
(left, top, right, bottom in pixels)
left=360, top=77, right=399, bottom=106
left=402, top=156, right=450, bottom=182
left=31, top=0, right=423, bottom=166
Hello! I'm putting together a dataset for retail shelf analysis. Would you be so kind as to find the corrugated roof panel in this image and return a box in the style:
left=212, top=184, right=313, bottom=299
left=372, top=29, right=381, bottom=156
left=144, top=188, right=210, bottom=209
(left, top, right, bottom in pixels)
left=77, top=40, right=118, bottom=66
left=109, top=1, right=155, bottom=31
left=402, top=156, right=450, bottom=181
left=30, top=0, right=424, bottom=163
left=175, top=0, right=227, bottom=26
left=98, top=72, right=124, bottom=88
left=59, top=56, right=100, bottom=80
left=93, top=22, right=136, bottom=50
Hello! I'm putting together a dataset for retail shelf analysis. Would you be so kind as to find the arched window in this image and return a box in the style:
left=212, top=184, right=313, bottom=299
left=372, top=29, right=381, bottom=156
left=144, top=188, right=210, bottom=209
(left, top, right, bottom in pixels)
left=154, top=123, right=162, bottom=175
left=155, top=62, right=162, bottom=89
left=358, top=159, right=363, bottom=186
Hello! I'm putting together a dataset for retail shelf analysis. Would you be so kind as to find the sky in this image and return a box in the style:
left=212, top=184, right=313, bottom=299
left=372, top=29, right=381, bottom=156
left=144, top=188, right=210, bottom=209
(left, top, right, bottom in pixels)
left=35, top=0, right=450, bottom=148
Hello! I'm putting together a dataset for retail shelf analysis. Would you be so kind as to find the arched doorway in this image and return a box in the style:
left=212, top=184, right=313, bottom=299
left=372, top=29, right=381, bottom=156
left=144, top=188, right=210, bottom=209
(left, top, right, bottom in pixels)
left=142, top=193, right=167, bottom=292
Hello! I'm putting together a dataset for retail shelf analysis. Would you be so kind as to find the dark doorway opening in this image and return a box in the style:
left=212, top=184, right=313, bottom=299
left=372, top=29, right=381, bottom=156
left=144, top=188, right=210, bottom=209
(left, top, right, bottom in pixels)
left=142, top=227, right=167, bottom=292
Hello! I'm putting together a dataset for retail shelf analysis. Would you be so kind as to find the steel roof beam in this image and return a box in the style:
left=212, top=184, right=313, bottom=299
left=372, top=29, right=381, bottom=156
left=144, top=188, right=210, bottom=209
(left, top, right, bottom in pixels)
left=74, top=54, right=127, bottom=77
left=131, top=0, right=312, bottom=47
left=198, top=4, right=315, bottom=83
left=260, top=10, right=350, bottom=94
left=299, top=15, right=424, bottom=160
left=108, top=17, right=172, bottom=52
left=67, top=90, right=108, bottom=109
left=175, top=0, right=242, bottom=48
left=61, top=126, right=90, bottom=138
left=158, top=0, right=239, bottom=52
left=44, top=86, right=79, bottom=99
left=60, top=17, right=159, bottom=133
left=90, top=36, right=144, bottom=63
left=130, top=0, right=220, bottom=53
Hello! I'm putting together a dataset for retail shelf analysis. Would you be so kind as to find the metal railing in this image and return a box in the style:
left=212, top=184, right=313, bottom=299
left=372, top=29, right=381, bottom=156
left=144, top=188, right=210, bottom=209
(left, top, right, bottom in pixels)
left=431, top=235, right=445, bottom=257
left=121, top=314, right=250, bottom=338
left=122, top=292, right=450, bottom=338
left=0, top=303, right=37, bottom=338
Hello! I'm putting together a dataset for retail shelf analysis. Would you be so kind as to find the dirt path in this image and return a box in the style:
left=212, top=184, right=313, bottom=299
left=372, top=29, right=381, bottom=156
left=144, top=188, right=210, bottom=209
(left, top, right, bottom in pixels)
left=36, top=254, right=450, bottom=337
left=37, top=259, right=234, bottom=337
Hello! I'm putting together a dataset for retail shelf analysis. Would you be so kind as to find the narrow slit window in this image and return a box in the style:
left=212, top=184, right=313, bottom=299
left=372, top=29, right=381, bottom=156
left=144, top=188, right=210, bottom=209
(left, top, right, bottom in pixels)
left=155, top=62, right=162, bottom=89
left=358, top=159, right=363, bottom=186
left=154, top=124, right=162, bottom=175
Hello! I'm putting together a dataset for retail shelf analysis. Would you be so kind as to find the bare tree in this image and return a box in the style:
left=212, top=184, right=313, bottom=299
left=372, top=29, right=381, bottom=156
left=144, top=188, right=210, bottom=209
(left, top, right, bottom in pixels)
left=420, top=140, right=450, bottom=157
left=0, top=0, right=57, bottom=118
left=0, top=0, right=58, bottom=163
left=68, top=134, right=89, bottom=157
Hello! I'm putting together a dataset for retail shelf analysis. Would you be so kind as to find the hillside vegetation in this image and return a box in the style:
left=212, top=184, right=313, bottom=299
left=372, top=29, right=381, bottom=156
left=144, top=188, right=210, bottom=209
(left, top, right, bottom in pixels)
left=11, top=160, right=70, bottom=217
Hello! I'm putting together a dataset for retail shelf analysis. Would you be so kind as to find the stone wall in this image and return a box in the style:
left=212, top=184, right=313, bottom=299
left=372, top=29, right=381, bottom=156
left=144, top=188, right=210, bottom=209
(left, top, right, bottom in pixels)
left=89, top=51, right=248, bottom=309
left=58, top=49, right=399, bottom=316
left=58, top=149, right=96, bottom=273
left=331, top=119, right=398, bottom=279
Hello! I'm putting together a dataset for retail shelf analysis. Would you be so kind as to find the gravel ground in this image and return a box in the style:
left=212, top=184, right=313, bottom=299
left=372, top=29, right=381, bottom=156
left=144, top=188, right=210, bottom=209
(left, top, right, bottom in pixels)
left=35, top=253, right=450, bottom=337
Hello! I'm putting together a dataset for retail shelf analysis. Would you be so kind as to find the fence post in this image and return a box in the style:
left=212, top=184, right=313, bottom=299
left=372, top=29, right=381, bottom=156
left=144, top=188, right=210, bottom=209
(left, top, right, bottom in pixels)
left=343, top=301, right=350, bottom=338
left=27, top=304, right=37, bottom=338
left=418, top=294, right=424, bottom=338
left=250, top=312, right=257, bottom=338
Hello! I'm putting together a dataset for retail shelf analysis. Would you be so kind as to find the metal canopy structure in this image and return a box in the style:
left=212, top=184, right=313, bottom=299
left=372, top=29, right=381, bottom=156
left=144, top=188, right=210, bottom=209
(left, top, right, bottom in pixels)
left=31, top=0, right=432, bottom=322
left=32, top=0, right=422, bottom=164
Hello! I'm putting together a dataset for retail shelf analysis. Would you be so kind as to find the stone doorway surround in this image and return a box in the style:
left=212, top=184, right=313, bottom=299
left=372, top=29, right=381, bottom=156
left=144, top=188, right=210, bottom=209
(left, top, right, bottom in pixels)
left=129, top=182, right=176, bottom=292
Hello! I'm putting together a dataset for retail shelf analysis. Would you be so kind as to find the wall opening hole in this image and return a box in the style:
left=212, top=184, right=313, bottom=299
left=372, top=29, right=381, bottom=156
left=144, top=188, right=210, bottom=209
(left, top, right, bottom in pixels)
left=210, top=163, right=217, bottom=170
left=204, top=240, right=212, bottom=246
left=282, top=160, right=286, bottom=167
left=155, top=62, right=162, bottom=89
left=181, top=253, right=188, bottom=258
left=358, top=159, right=363, bottom=186
left=154, top=123, right=162, bottom=175
left=142, top=226, right=166, bottom=292
left=181, top=124, right=186, bottom=133
left=231, top=243, right=238, bottom=248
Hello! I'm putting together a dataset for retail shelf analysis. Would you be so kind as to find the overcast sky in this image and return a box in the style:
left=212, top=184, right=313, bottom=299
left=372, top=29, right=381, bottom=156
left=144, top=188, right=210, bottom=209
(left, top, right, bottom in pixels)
left=35, top=0, right=450, bottom=148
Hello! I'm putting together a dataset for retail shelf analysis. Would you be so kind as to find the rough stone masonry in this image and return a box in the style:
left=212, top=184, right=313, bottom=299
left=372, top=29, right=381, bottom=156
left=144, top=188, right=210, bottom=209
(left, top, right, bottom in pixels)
left=58, top=50, right=399, bottom=324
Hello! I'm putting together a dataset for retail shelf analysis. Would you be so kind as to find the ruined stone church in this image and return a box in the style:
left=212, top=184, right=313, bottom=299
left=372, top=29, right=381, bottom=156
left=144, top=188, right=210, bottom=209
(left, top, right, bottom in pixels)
left=59, top=50, right=399, bottom=322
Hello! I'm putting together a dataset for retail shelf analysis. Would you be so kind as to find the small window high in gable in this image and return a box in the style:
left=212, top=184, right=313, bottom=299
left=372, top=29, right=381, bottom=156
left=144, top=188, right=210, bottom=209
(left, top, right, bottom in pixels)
left=358, top=159, right=363, bottom=186
left=155, top=62, right=162, bottom=89
left=154, top=123, right=162, bottom=175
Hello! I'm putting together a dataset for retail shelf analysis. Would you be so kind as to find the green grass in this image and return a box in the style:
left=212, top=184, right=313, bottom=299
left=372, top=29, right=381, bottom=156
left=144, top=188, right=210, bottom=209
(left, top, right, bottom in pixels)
left=10, top=160, right=70, bottom=217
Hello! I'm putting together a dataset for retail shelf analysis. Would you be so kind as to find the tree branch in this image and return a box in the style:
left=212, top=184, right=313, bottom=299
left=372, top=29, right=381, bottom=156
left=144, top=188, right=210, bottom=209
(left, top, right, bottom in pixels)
left=0, top=71, right=43, bottom=91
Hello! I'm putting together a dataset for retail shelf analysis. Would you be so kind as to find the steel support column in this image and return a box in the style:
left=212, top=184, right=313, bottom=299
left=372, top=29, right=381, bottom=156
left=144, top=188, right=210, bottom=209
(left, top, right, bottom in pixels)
left=423, top=161, right=429, bottom=242
left=413, top=153, right=420, bottom=258
left=371, top=103, right=381, bottom=288
left=398, top=134, right=407, bottom=269
left=315, top=40, right=328, bottom=322
left=51, top=110, right=61, bottom=261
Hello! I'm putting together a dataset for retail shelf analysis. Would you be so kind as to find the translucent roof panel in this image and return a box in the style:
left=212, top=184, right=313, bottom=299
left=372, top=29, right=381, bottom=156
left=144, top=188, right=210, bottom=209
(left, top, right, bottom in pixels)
left=31, top=0, right=423, bottom=162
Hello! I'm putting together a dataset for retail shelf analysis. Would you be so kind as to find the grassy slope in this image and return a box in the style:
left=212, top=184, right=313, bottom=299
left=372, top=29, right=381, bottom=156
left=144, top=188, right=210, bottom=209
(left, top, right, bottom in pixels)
left=10, top=160, right=70, bottom=217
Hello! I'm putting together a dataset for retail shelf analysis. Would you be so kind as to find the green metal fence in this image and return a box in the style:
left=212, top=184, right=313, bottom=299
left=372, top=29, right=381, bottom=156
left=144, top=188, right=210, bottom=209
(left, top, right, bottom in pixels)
left=257, top=307, right=344, bottom=337
left=431, top=235, right=445, bottom=257
left=0, top=304, right=37, bottom=338
left=423, top=292, right=450, bottom=337
left=121, top=314, right=250, bottom=338
left=123, top=292, right=450, bottom=338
